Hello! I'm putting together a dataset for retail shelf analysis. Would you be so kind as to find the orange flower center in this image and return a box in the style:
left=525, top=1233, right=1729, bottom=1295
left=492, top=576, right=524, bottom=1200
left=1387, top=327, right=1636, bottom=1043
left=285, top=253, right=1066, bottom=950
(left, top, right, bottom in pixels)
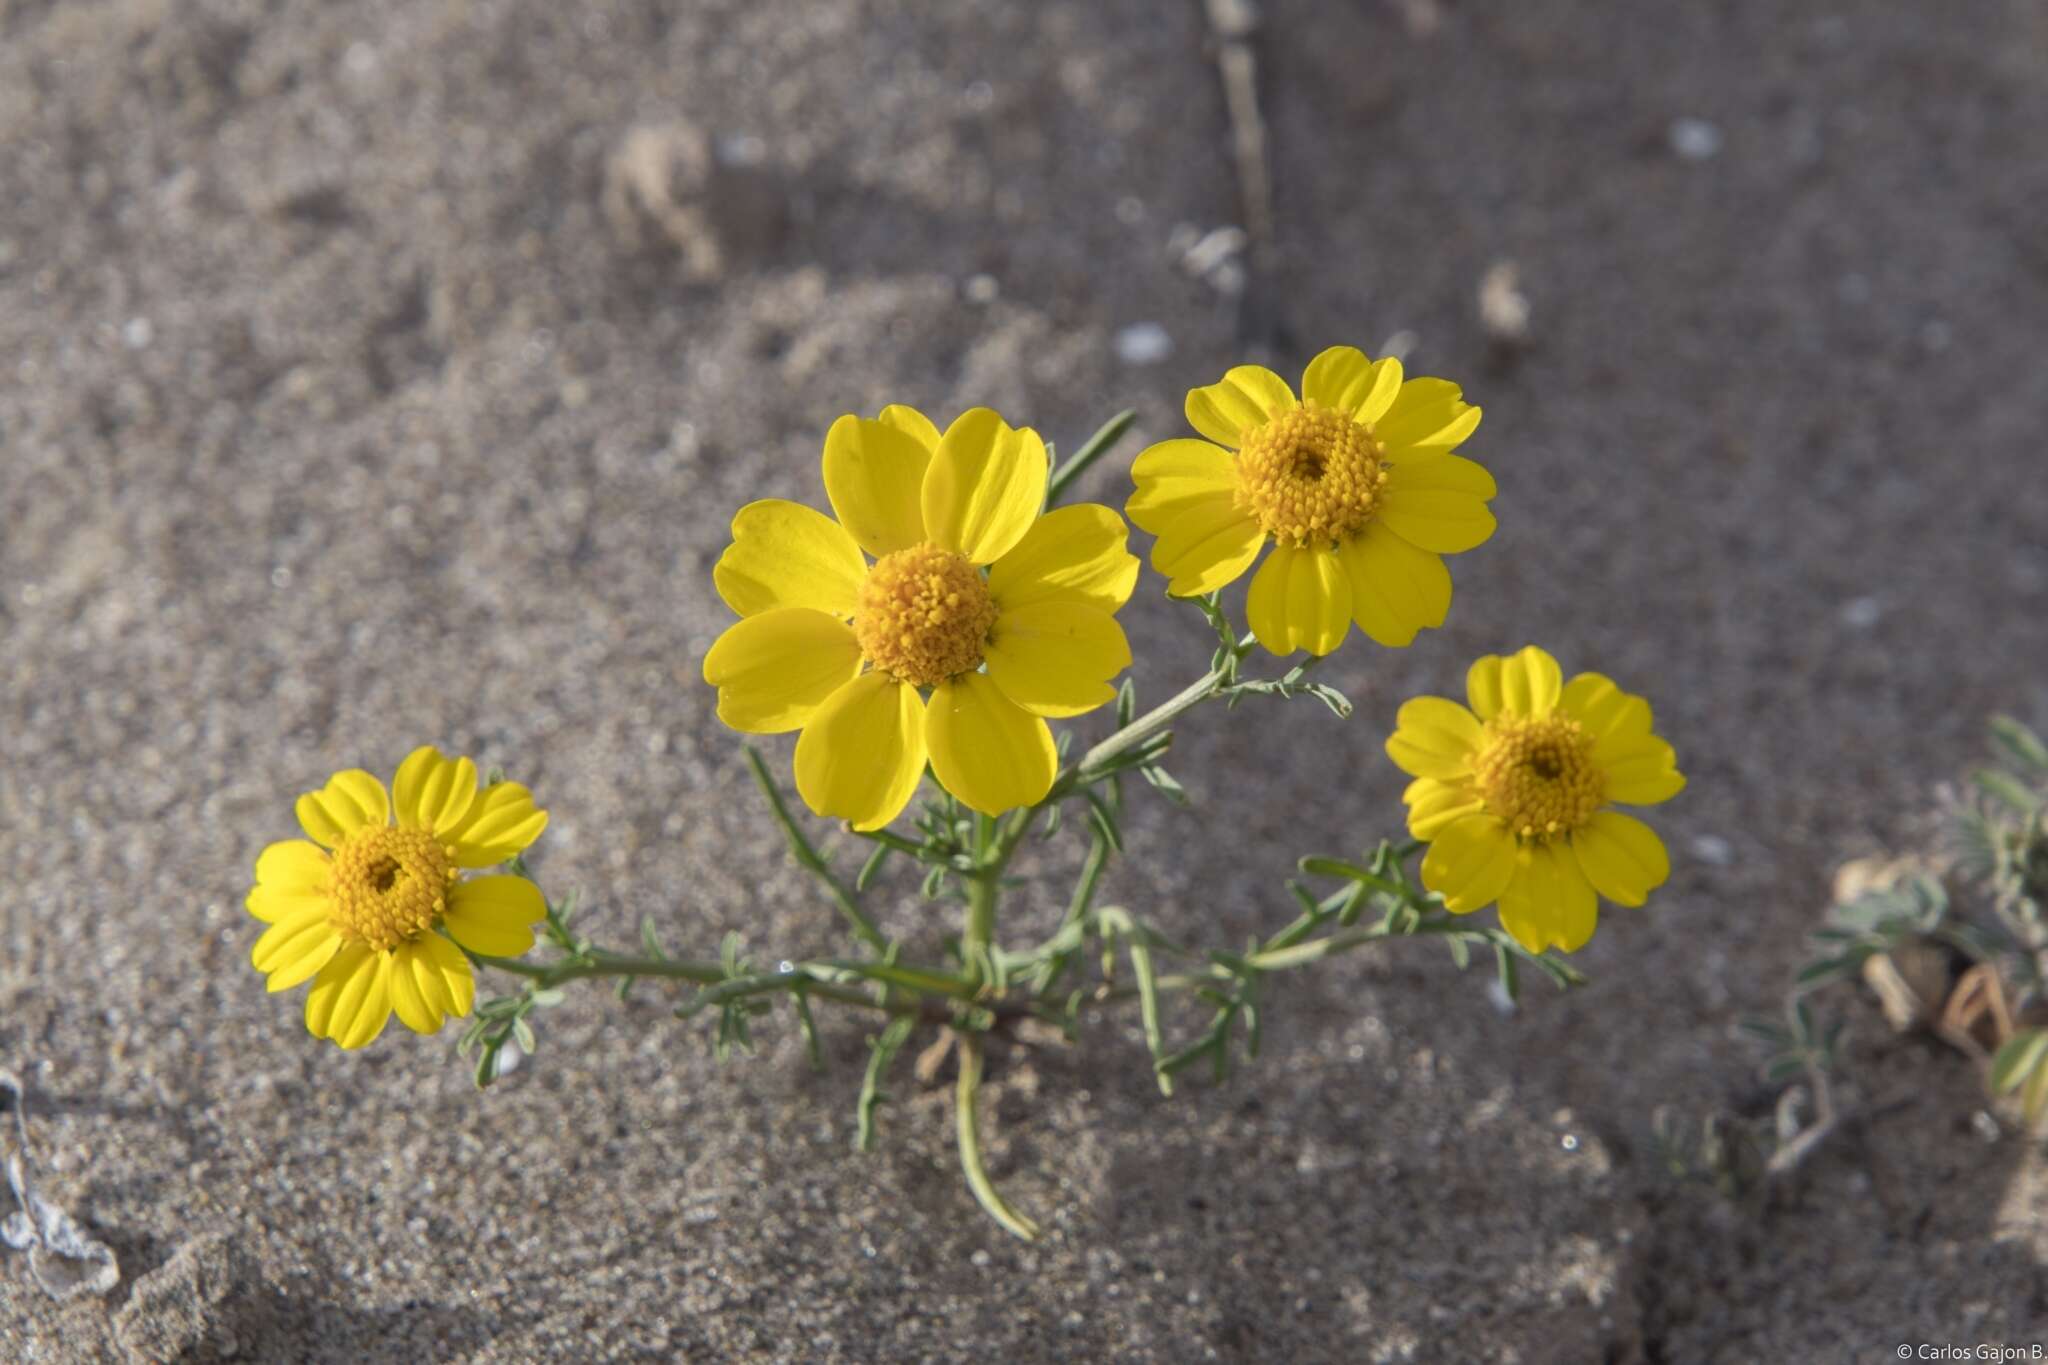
left=853, top=542, right=998, bottom=687
left=329, top=825, right=458, bottom=952
left=1234, top=401, right=1388, bottom=549
left=1474, top=714, right=1604, bottom=840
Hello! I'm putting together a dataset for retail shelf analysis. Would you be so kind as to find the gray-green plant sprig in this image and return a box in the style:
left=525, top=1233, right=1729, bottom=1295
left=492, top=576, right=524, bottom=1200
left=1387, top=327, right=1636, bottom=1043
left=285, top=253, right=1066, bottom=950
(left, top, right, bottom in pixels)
left=460, top=508, right=1586, bottom=1239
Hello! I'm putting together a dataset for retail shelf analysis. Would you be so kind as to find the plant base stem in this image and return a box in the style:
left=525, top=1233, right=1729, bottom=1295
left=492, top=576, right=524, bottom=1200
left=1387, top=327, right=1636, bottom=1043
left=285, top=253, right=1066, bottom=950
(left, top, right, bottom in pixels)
left=954, top=1033, right=1040, bottom=1242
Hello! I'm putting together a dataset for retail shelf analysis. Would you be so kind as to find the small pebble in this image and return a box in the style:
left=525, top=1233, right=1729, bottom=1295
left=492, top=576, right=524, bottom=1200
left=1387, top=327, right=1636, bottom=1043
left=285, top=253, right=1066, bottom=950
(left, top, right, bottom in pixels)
left=1669, top=117, right=1723, bottom=161
left=1840, top=596, right=1882, bottom=629
left=1114, top=322, right=1172, bottom=366
left=1691, top=834, right=1734, bottom=867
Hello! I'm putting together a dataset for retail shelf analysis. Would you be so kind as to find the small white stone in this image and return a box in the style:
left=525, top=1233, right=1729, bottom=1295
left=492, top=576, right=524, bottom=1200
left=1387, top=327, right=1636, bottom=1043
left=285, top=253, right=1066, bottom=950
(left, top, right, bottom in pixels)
left=122, top=317, right=153, bottom=349
left=1841, top=596, right=1882, bottom=628
left=962, top=274, right=999, bottom=304
left=1690, top=834, right=1734, bottom=867
left=1669, top=117, right=1723, bottom=161
left=1114, top=322, right=1172, bottom=366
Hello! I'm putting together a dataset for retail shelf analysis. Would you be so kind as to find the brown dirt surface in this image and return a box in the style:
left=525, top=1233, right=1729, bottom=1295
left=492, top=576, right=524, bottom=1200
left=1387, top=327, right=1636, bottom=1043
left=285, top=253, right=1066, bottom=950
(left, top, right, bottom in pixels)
left=5, top=1, right=2047, bottom=1360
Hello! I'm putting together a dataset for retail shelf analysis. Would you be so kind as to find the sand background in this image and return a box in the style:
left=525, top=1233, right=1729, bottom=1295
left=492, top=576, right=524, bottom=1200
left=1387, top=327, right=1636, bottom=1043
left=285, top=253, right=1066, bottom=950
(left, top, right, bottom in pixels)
left=4, top=0, right=2047, bottom=1359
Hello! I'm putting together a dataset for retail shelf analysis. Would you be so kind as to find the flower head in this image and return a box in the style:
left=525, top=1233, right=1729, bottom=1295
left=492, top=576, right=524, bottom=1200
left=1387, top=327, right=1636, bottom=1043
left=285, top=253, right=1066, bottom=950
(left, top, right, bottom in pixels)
left=703, top=406, right=1138, bottom=830
left=247, top=747, right=549, bottom=1048
left=1128, top=346, right=1495, bottom=656
left=1387, top=646, right=1685, bottom=953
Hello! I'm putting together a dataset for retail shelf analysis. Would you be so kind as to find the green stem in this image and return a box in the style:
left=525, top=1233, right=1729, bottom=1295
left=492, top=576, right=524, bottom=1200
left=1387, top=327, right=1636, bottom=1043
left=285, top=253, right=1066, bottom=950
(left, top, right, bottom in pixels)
left=1243, top=917, right=1464, bottom=972
left=964, top=813, right=1002, bottom=991
left=1045, top=409, right=1137, bottom=506
left=477, top=951, right=727, bottom=985
left=954, top=1033, right=1041, bottom=1241
left=474, top=950, right=979, bottom=1013
left=1065, top=667, right=1228, bottom=789
left=1030, top=832, right=1111, bottom=998
left=743, top=747, right=889, bottom=954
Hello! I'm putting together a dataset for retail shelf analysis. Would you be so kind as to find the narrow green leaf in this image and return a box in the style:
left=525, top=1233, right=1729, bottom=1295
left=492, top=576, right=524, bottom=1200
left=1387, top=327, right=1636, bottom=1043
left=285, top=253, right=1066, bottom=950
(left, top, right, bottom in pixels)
left=791, top=987, right=823, bottom=1072
left=856, top=842, right=892, bottom=893
left=1494, top=940, right=1519, bottom=1003
left=1300, top=856, right=1373, bottom=883
left=1990, top=715, right=2048, bottom=776
left=1989, top=1030, right=2048, bottom=1095
left=856, top=1015, right=919, bottom=1153
left=1974, top=768, right=2040, bottom=814
left=2024, top=1054, right=2048, bottom=1127
left=1046, top=409, right=1137, bottom=505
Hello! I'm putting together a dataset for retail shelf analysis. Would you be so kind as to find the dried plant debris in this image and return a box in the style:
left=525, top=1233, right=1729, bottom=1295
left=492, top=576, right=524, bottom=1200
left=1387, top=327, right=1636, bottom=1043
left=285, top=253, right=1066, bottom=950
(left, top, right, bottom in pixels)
left=0, top=1070, right=120, bottom=1301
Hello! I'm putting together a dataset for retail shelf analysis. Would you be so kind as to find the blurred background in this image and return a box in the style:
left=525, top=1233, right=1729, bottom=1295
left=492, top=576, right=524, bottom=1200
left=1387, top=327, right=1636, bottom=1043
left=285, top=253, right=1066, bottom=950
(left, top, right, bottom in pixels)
left=4, top=1, right=2046, bottom=1359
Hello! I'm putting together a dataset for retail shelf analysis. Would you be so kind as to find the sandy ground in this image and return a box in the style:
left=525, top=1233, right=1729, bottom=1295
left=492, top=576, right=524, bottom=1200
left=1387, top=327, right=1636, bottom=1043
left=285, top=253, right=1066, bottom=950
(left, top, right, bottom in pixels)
left=4, top=0, right=2048, bottom=1360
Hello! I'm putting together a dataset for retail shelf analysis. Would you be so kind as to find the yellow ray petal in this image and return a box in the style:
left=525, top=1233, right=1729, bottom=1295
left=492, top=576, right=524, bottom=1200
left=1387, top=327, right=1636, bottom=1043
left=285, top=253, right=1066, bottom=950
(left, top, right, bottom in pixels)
left=793, top=673, right=928, bottom=831
left=1497, top=843, right=1598, bottom=954
left=251, top=904, right=344, bottom=992
left=1376, top=483, right=1498, bottom=556
left=1185, top=365, right=1297, bottom=449
left=442, top=874, right=546, bottom=957
left=1403, top=776, right=1487, bottom=840
left=1335, top=523, right=1451, bottom=648
left=1385, top=452, right=1496, bottom=500
left=387, top=938, right=444, bottom=1035
left=387, top=933, right=476, bottom=1034
left=305, top=944, right=393, bottom=1050
left=1126, top=438, right=1237, bottom=536
left=1373, top=378, right=1482, bottom=459
left=1149, top=496, right=1265, bottom=597
left=392, top=745, right=479, bottom=838
left=987, top=503, right=1138, bottom=613
left=713, top=499, right=867, bottom=619
left=823, top=413, right=933, bottom=558
left=444, top=781, right=549, bottom=868
left=1571, top=812, right=1671, bottom=908
left=1471, top=645, right=1561, bottom=719
left=878, top=403, right=942, bottom=451
left=1245, top=542, right=1352, bottom=656
left=984, top=600, right=1131, bottom=717
left=926, top=673, right=1057, bottom=816
left=1420, top=814, right=1517, bottom=914
left=1603, top=754, right=1687, bottom=806
left=422, top=931, right=476, bottom=1018
left=921, top=408, right=1048, bottom=565
left=703, top=608, right=865, bottom=734
left=295, top=769, right=389, bottom=849
left=248, top=840, right=332, bottom=923
left=1300, top=346, right=1403, bottom=423
left=1560, top=673, right=1653, bottom=749
left=1386, top=696, right=1484, bottom=779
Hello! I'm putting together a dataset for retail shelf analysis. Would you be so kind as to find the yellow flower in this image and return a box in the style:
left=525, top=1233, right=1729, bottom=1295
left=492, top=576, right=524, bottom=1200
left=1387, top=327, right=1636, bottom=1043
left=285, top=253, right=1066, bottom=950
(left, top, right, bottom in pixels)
left=1387, top=646, right=1685, bottom=954
left=1128, top=346, right=1495, bottom=656
left=703, top=406, right=1139, bottom=831
left=247, top=747, right=549, bottom=1049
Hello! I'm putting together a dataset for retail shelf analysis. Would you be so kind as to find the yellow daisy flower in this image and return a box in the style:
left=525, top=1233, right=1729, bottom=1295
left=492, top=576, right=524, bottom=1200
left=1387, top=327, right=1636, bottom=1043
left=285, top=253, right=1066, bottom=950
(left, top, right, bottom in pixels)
left=247, top=747, right=550, bottom=1049
left=702, top=405, right=1139, bottom=831
left=1128, top=345, right=1496, bottom=656
left=1386, top=646, right=1685, bottom=954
